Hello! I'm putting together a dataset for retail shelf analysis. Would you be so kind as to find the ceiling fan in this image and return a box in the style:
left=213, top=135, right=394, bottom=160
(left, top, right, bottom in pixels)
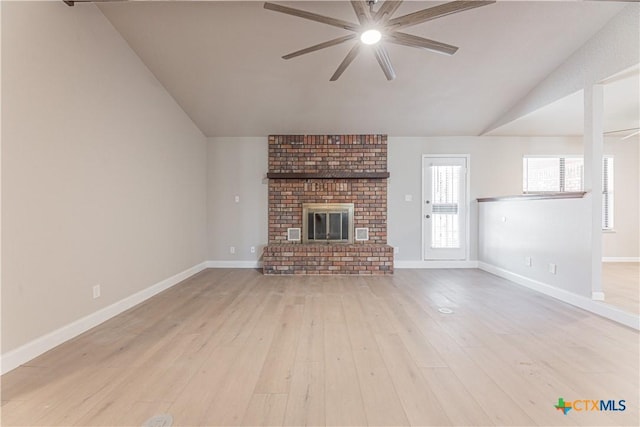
left=264, top=0, right=496, bottom=81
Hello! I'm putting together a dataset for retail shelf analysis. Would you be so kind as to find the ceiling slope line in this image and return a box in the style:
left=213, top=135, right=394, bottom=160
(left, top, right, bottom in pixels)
left=482, top=2, right=639, bottom=136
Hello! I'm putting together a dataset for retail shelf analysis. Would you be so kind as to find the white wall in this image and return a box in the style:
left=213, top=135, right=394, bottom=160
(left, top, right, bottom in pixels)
left=204, top=136, right=638, bottom=263
left=1, top=2, right=208, bottom=354
left=478, top=198, right=591, bottom=297
left=388, top=136, right=583, bottom=261
left=207, top=137, right=268, bottom=263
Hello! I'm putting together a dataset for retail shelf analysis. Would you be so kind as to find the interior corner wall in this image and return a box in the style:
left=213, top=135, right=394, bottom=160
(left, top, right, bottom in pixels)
left=1, top=2, right=208, bottom=354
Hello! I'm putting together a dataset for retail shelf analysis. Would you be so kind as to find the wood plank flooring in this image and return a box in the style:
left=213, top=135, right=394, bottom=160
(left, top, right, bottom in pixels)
left=2, top=268, right=638, bottom=426
left=602, top=262, right=640, bottom=315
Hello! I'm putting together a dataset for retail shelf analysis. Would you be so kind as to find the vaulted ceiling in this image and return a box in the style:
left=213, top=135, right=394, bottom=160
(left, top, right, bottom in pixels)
left=97, top=1, right=630, bottom=137
left=487, top=66, right=640, bottom=136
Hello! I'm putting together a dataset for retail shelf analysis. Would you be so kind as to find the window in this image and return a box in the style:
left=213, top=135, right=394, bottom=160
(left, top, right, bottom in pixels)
left=602, top=156, right=614, bottom=230
left=523, top=156, right=613, bottom=230
left=431, top=164, right=462, bottom=248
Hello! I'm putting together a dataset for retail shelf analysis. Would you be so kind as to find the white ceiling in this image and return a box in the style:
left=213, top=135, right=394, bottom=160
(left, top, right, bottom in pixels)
left=486, top=68, right=640, bottom=137
left=98, top=1, right=629, bottom=137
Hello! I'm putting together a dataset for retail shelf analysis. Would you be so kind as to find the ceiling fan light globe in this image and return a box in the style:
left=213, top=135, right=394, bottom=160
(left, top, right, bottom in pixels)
left=360, top=29, right=382, bottom=45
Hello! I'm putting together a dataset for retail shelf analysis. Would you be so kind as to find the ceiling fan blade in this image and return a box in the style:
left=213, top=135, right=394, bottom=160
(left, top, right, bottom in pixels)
left=264, top=2, right=359, bottom=32
left=386, top=0, right=495, bottom=31
left=372, top=44, right=396, bottom=81
left=375, top=1, right=404, bottom=23
left=330, top=43, right=361, bottom=81
left=283, top=34, right=358, bottom=60
left=386, top=32, right=458, bottom=56
left=350, top=1, right=371, bottom=25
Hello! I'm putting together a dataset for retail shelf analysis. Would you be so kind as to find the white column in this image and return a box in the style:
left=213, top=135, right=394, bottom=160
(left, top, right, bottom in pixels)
left=584, top=84, right=604, bottom=300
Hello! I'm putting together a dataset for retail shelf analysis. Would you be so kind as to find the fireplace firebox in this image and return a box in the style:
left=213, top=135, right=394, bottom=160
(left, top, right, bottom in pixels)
left=302, top=203, right=354, bottom=244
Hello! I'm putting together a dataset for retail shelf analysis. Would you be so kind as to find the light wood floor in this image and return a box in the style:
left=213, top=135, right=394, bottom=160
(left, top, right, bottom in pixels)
left=2, top=269, right=638, bottom=426
left=602, top=262, right=640, bottom=315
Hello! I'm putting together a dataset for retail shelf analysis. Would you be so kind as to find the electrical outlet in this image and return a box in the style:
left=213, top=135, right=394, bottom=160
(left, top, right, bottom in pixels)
left=250, top=246, right=256, bottom=253
left=394, top=246, right=400, bottom=254
left=93, top=285, right=101, bottom=299
left=549, top=263, right=557, bottom=275
left=230, top=246, right=236, bottom=254
left=525, top=256, right=532, bottom=267
left=234, top=195, right=240, bottom=203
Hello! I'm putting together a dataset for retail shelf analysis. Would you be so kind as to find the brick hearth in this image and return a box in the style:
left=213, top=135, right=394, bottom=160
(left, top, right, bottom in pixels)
left=263, top=135, right=393, bottom=275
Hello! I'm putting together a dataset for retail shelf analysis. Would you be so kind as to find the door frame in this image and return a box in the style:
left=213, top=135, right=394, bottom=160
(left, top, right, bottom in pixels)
left=421, top=154, right=471, bottom=261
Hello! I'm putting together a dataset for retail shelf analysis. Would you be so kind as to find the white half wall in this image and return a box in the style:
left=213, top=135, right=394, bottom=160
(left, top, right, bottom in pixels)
left=1, top=2, right=208, bottom=356
left=478, top=197, right=592, bottom=297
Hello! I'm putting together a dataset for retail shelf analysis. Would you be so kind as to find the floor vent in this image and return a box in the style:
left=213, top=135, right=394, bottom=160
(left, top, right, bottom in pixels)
left=142, top=414, right=173, bottom=427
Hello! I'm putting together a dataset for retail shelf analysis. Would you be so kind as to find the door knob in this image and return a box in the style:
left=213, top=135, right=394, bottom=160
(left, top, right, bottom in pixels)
left=425, top=215, right=431, bottom=219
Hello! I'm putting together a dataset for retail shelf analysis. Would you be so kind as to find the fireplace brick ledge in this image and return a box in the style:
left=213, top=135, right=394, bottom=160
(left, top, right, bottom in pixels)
left=263, top=243, right=393, bottom=275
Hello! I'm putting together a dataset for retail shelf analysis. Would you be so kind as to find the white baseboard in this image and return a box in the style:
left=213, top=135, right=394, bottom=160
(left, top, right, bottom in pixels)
left=206, top=260, right=262, bottom=269
left=602, top=257, right=640, bottom=263
left=0, top=262, right=208, bottom=375
left=478, top=262, right=639, bottom=330
left=395, top=260, right=479, bottom=269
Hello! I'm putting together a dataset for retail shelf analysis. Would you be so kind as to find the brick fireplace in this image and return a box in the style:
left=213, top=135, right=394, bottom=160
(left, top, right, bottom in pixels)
left=263, top=135, right=393, bottom=275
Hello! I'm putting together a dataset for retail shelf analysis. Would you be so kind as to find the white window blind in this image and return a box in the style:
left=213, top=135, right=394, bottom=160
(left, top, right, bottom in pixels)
left=523, top=156, right=613, bottom=230
left=431, top=165, right=461, bottom=248
left=602, top=157, right=614, bottom=230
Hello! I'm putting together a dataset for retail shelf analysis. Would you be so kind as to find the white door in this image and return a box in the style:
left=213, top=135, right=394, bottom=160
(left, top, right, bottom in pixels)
left=423, top=156, right=468, bottom=260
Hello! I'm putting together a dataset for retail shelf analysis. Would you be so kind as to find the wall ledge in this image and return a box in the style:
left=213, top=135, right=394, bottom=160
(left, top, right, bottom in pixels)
left=478, top=261, right=639, bottom=330
left=0, top=262, right=209, bottom=375
left=477, top=192, right=586, bottom=203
